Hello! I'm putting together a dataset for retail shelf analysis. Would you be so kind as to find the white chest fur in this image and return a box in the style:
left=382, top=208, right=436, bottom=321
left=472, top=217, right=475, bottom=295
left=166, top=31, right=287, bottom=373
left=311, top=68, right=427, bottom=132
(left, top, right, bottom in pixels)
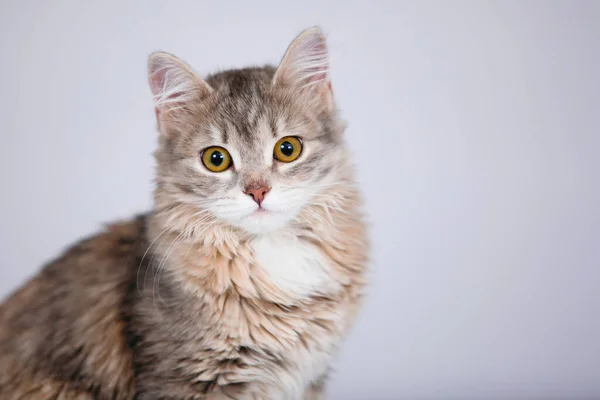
left=251, top=232, right=340, bottom=298
left=249, top=232, right=342, bottom=398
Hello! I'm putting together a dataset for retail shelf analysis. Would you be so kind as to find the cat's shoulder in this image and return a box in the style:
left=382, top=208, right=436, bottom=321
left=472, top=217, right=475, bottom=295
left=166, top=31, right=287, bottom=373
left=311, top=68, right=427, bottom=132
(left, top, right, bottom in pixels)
left=1, top=214, right=147, bottom=316
left=0, top=215, right=147, bottom=399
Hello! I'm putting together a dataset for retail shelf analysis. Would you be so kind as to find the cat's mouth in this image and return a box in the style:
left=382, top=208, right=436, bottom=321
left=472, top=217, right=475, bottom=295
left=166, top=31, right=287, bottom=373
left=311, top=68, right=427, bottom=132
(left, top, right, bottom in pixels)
left=251, top=207, right=271, bottom=215
left=247, top=206, right=284, bottom=219
left=234, top=205, right=291, bottom=234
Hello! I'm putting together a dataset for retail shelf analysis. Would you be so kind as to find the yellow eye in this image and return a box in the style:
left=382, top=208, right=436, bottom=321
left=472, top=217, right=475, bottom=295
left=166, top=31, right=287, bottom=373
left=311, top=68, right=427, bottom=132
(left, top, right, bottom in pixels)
left=273, top=136, right=303, bottom=163
left=201, top=146, right=232, bottom=172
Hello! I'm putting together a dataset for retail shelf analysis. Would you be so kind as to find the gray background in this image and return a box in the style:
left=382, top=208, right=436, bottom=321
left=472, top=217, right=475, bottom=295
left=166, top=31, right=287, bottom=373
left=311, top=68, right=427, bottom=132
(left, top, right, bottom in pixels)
left=1, top=1, right=599, bottom=398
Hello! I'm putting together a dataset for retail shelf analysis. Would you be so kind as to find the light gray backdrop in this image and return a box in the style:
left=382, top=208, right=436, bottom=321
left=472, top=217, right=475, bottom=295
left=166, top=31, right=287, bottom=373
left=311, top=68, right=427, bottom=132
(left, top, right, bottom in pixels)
left=1, top=1, right=599, bottom=399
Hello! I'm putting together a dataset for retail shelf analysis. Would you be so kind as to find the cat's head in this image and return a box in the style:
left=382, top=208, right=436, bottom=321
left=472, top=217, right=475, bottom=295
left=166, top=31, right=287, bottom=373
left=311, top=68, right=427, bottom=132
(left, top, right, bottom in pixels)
left=148, top=27, right=348, bottom=235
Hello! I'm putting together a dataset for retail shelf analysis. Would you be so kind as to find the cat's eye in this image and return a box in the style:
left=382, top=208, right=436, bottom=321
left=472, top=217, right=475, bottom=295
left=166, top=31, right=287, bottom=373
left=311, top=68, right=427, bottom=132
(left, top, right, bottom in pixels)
left=201, top=146, right=232, bottom=172
left=273, top=136, right=303, bottom=163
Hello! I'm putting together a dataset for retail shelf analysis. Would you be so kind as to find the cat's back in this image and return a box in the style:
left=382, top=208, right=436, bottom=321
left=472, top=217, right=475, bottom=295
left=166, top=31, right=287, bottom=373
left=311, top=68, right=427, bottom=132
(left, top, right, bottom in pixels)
left=0, top=216, right=147, bottom=400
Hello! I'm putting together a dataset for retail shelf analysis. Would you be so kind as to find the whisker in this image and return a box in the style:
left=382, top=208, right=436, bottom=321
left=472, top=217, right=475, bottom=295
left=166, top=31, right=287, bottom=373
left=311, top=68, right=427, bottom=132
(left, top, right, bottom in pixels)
left=137, top=226, right=171, bottom=294
left=153, top=230, right=186, bottom=309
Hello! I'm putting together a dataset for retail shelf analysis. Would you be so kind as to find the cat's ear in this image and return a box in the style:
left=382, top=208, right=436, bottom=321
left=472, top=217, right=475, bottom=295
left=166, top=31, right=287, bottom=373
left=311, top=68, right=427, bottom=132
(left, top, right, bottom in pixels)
left=273, top=27, right=334, bottom=112
left=148, top=52, right=212, bottom=117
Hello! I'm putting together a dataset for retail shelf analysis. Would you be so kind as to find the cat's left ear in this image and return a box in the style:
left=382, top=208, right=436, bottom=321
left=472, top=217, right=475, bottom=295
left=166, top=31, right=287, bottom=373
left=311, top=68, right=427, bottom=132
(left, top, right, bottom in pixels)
left=147, top=52, right=212, bottom=125
left=273, top=27, right=334, bottom=113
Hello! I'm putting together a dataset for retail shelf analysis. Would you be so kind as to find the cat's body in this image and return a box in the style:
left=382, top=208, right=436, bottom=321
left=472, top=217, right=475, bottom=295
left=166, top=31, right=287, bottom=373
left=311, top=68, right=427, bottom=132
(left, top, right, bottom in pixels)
left=0, top=28, right=368, bottom=399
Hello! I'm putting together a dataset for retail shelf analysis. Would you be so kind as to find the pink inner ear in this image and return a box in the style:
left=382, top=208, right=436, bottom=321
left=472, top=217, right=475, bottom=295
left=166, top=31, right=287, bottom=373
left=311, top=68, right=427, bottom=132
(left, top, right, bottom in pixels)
left=148, top=63, right=195, bottom=109
left=149, top=64, right=167, bottom=98
left=276, top=29, right=331, bottom=88
left=301, top=36, right=329, bottom=85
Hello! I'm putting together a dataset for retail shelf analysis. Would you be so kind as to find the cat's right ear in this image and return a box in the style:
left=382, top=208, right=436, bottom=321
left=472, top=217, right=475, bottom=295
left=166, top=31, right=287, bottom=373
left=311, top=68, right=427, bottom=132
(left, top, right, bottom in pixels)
left=273, top=27, right=334, bottom=113
left=147, top=52, right=212, bottom=128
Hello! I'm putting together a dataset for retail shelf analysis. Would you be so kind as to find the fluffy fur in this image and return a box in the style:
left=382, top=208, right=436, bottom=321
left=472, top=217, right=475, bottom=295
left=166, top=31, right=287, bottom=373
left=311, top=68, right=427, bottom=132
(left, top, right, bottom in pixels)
left=0, top=27, right=368, bottom=399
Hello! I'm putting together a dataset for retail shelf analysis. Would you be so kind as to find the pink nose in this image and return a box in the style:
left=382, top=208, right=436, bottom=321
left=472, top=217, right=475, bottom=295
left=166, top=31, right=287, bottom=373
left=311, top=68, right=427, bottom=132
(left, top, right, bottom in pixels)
left=245, top=186, right=270, bottom=206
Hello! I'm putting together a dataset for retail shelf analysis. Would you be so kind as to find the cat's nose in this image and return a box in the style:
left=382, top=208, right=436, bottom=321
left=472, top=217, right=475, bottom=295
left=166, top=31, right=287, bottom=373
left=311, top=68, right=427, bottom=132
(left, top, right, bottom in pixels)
left=244, top=186, right=271, bottom=206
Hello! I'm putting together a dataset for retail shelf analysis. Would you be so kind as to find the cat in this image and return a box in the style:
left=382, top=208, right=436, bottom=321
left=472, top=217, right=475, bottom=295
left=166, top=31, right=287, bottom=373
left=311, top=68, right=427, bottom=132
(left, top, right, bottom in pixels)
left=0, top=27, right=368, bottom=400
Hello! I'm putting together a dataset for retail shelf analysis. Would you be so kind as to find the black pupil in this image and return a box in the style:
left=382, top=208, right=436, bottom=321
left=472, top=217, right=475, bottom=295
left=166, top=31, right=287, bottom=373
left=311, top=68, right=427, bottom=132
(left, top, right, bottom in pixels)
left=280, top=141, right=294, bottom=157
left=210, top=151, right=224, bottom=166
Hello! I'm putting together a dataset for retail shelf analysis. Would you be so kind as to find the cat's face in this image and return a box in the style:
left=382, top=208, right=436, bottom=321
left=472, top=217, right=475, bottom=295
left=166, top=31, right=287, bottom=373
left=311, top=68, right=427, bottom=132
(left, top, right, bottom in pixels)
left=149, top=28, right=346, bottom=234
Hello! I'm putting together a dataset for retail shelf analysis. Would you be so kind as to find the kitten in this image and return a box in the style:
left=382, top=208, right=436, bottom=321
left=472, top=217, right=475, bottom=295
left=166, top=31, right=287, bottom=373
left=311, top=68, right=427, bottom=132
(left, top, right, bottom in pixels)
left=0, top=27, right=368, bottom=400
